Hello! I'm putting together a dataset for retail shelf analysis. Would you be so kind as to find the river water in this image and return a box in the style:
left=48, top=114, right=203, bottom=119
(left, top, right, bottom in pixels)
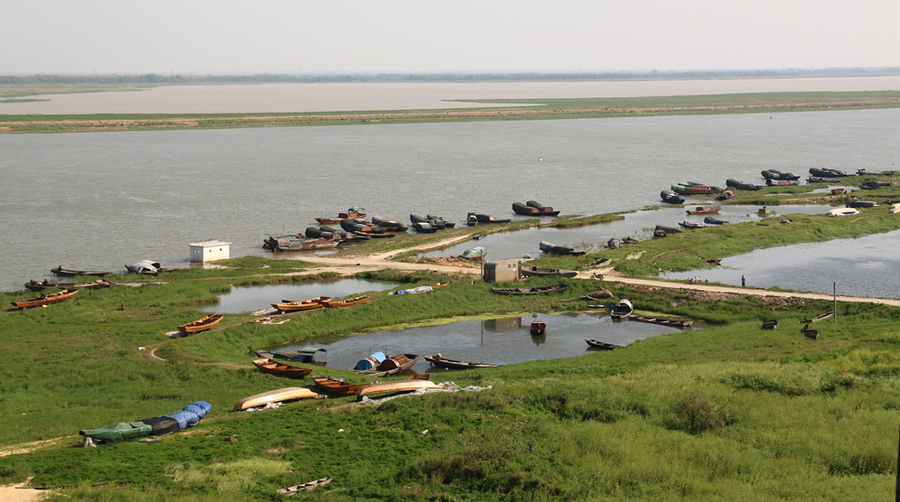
left=2, top=83, right=899, bottom=296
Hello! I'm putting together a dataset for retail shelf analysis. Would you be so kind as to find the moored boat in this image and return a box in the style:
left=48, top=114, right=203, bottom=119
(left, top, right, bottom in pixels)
left=252, top=358, right=313, bottom=378
left=321, top=295, right=372, bottom=308
left=539, top=240, right=586, bottom=256
left=628, top=314, right=693, bottom=328
left=726, top=179, right=763, bottom=190
left=458, top=246, right=486, bottom=260
left=424, top=354, right=500, bottom=370
left=512, top=201, right=560, bottom=216
left=660, top=190, right=685, bottom=204
left=703, top=216, right=729, bottom=225
left=51, top=266, right=113, bottom=277
left=24, top=279, right=110, bottom=292
left=801, top=324, right=820, bottom=340
left=177, top=314, right=224, bottom=334
left=655, top=224, right=683, bottom=233
left=686, top=205, right=719, bottom=215
left=766, top=178, right=799, bottom=186
left=467, top=212, right=511, bottom=224
left=11, top=288, right=79, bottom=309
left=678, top=220, right=711, bottom=229
left=354, top=353, right=420, bottom=377
left=520, top=265, right=577, bottom=278
left=610, top=299, right=634, bottom=320
left=311, top=375, right=368, bottom=396
left=761, top=170, right=800, bottom=180
left=671, top=184, right=724, bottom=195
left=585, top=339, right=624, bottom=350
left=530, top=321, right=546, bottom=335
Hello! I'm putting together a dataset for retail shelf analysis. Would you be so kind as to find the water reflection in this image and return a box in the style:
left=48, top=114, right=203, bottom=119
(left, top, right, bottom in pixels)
left=266, top=312, right=693, bottom=374
left=202, top=279, right=400, bottom=313
left=661, top=230, right=900, bottom=298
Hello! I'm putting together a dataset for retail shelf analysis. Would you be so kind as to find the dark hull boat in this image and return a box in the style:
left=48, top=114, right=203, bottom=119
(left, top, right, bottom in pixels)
left=51, top=266, right=112, bottom=277
left=491, top=284, right=568, bottom=295
left=425, top=354, right=500, bottom=370
left=660, top=190, right=685, bottom=204
left=585, top=339, right=625, bottom=350
left=521, top=265, right=577, bottom=278
left=761, top=170, right=800, bottom=180
left=539, top=240, right=586, bottom=256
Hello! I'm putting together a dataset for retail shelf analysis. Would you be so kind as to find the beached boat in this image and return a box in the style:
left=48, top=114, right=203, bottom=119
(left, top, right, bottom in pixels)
left=322, top=295, right=371, bottom=308
left=809, top=167, right=851, bottom=178
left=431, top=281, right=450, bottom=288
left=655, top=224, right=683, bottom=234
left=801, top=324, right=819, bottom=340
left=355, top=379, right=441, bottom=400
left=610, top=299, right=634, bottom=320
left=370, top=217, right=409, bottom=232
left=671, top=184, right=724, bottom=195
left=51, top=266, right=113, bottom=277
left=766, top=179, right=799, bottom=186
left=628, top=314, right=693, bottom=328
left=803, top=311, right=834, bottom=323
left=125, top=260, right=162, bottom=275
left=686, top=205, right=720, bottom=215
left=177, top=314, right=224, bottom=334
left=277, top=478, right=333, bottom=495
left=513, top=201, right=560, bottom=216
left=272, top=296, right=332, bottom=312
left=585, top=339, right=625, bottom=350
left=268, top=237, right=340, bottom=252
left=233, top=387, right=318, bottom=411
left=718, top=189, right=736, bottom=200
left=491, top=284, right=568, bottom=295
left=80, top=401, right=211, bottom=445
left=424, top=354, right=500, bottom=370
left=678, top=220, right=711, bottom=229
left=827, top=207, right=861, bottom=216
left=426, top=214, right=455, bottom=228
left=11, top=288, right=79, bottom=309
left=255, top=347, right=327, bottom=366
left=726, top=179, right=763, bottom=190
left=355, top=353, right=420, bottom=377
left=520, top=265, right=577, bottom=278
left=761, top=319, right=779, bottom=330
left=252, top=358, right=313, bottom=378
left=703, top=216, right=729, bottom=225
left=539, top=240, right=586, bottom=256
left=311, top=375, right=368, bottom=396
left=467, top=212, right=511, bottom=225
left=621, top=237, right=640, bottom=245
left=530, top=321, right=546, bottom=336
left=24, top=279, right=110, bottom=292
left=660, top=190, right=685, bottom=204
left=849, top=200, right=877, bottom=208
left=860, top=180, right=891, bottom=190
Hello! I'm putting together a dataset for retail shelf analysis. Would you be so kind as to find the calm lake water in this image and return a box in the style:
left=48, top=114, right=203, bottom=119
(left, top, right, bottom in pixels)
left=266, top=312, right=693, bottom=374
left=2, top=100, right=899, bottom=296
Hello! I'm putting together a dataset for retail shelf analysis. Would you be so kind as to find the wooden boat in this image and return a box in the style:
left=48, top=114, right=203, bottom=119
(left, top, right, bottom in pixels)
left=766, top=179, right=799, bottom=186
left=703, top=216, right=729, bottom=225
left=627, top=314, right=693, bottom=328
left=268, top=237, right=340, bottom=252
left=272, top=296, right=332, bottom=312
left=24, top=279, right=110, bottom=292
left=424, top=354, right=500, bottom=370
left=277, top=478, right=333, bottom=495
left=513, top=201, right=560, bottom=216
left=860, top=180, right=890, bottom=190
left=809, top=167, right=851, bottom=178
left=256, top=347, right=327, bottom=365
left=125, top=261, right=162, bottom=275
left=491, top=284, right=568, bottom=295
left=671, top=184, right=723, bottom=195
left=355, top=379, right=441, bottom=400
left=700, top=257, right=722, bottom=265
left=520, top=265, right=577, bottom=278
left=233, top=387, right=318, bottom=411
left=622, top=237, right=640, bottom=245
left=827, top=207, right=861, bottom=216
left=726, top=179, right=763, bottom=190
left=539, top=240, right=586, bottom=256
left=849, top=200, right=877, bottom=208
left=585, top=339, right=624, bottom=350
left=761, top=319, right=779, bottom=330
left=371, top=217, right=409, bottom=232
left=831, top=188, right=846, bottom=194
left=321, top=295, right=371, bottom=308
left=655, top=224, right=683, bottom=234
left=660, top=190, right=685, bottom=204
left=355, top=353, right=420, bottom=377
left=686, top=205, right=719, bottom=215
left=177, top=314, right=224, bottom=334
left=761, top=170, right=800, bottom=180
left=431, top=281, right=450, bottom=288
left=807, top=176, right=827, bottom=183
left=467, top=212, right=511, bottom=224
left=678, top=220, right=711, bottom=229
left=311, top=375, right=368, bottom=396
left=530, top=321, right=546, bottom=336
left=412, top=221, right=437, bottom=233
left=252, top=358, right=312, bottom=378
left=718, top=189, right=736, bottom=200
left=11, top=288, right=79, bottom=308
left=803, top=311, right=834, bottom=323
left=51, top=266, right=112, bottom=277
left=801, top=324, right=819, bottom=340
left=610, top=299, right=634, bottom=320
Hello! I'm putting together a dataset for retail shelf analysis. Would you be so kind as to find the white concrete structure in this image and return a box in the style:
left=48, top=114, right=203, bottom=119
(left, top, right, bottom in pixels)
left=189, top=240, right=231, bottom=263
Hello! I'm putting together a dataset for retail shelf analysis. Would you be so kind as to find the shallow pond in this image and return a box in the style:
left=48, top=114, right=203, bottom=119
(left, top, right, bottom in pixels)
left=264, top=311, right=695, bottom=374
left=661, top=229, right=900, bottom=298
left=202, top=279, right=401, bottom=313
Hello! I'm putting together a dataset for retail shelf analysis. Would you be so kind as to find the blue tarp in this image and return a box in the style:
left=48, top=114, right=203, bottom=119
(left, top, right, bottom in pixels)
left=354, top=351, right=386, bottom=371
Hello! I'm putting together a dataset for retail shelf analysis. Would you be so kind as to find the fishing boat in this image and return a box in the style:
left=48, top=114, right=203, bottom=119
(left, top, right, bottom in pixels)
left=80, top=401, right=211, bottom=445
left=627, top=314, right=693, bottom=328
left=321, top=295, right=371, bottom=308
left=678, top=220, right=711, bottom=229
left=803, top=311, right=834, bottom=323
left=610, top=299, right=634, bottom=320
left=24, top=279, right=111, bottom=292
left=354, top=353, right=420, bottom=377
left=585, top=339, right=624, bottom=350
left=860, top=180, right=891, bottom=189
left=252, top=358, right=313, bottom=378
left=761, top=319, right=779, bottom=330
left=51, top=266, right=113, bottom=277
left=11, top=288, right=79, bottom=309
left=807, top=176, right=827, bottom=183
left=660, top=190, right=685, bottom=204
left=431, top=281, right=450, bottom=288
left=530, top=321, right=546, bottom=335
left=311, top=375, right=368, bottom=396
left=718, top=189, right=736, bottom=200
left=513, top=201, right=560, bottom=216
left=371, top=217, right=409, bottom=232
left=766, top=179, right=799, bottom=186
left=272, top=296, right=332, bottom=312
left=827, top=207, right=861, bottom=216
left=655, top=225, right=683, bottom=234
left=125, top=260, right=162, bottom=275
left=268, top=237, right=340, bottom=252
left=424, top=354, right=500, bottom=370
left=703, top=216, right=730, bottom=225
left=686, top=205, right=720, bottom=215
left=670, top=184, right=724, bottom=195
left=412, top=221, right=437, bottom=233
left=761, top=170, right=800, bottom=180
left=177, top=314, right=224, bottom=334
left=491, top=284, right=568, bottom=295
left=809, top=167, right=851, bottom=178
left=458, top=246, right=487, bottom=260
left=520, top=265, right=577, bottom=278
left=849, top=200, right=877, bottom=208
left=725, top=179, right=763, bottom=190
left=355, top=379, right=442, bottom=401
left=539, top=240, right=586, bottom=256
left=801, top=324, right=820, bottom=340
left=467, top=212, right=512, bottom=224
left=233, top=387, right=319, bottom=411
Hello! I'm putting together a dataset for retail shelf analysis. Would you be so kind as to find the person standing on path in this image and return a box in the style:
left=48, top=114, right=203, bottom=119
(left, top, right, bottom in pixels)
left=741, top=275, right=746, bottom=287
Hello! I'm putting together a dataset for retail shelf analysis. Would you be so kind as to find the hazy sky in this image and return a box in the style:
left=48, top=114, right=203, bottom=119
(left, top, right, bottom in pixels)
left=3, top=0, right=898, bottom=75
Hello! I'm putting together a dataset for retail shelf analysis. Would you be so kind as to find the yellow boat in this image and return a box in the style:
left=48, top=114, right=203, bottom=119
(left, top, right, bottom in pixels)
left=233, top=387, right=318, bottom=411
left=355, top=379, right=441, bottom=401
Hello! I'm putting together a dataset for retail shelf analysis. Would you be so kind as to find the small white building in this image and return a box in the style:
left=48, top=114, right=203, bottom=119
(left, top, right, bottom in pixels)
left=189, top=240, right=231, bottom=263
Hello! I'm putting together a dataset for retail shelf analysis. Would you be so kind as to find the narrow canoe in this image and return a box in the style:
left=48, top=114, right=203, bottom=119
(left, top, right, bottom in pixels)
left=177, top=314, right=224, bottom=334
left=355, top=380, right=442, bottom=400
left=51, top=266, right=113, bottom=277
left=272, top=296, right=332, bottom=311
left=11, top=288, right=79, bottom=308
left=322, top=295, right=372, bottom=308
left=233, top=387, right=318, bottom=411
left=252, top=358, right=312, bottom=378
left=627, top=314, right=693, bottom=328
left=491, top=284, right=568, bottom=295
left=585, top=339, right=625, bottom=350
left=424, top=354, right=500, bottom=369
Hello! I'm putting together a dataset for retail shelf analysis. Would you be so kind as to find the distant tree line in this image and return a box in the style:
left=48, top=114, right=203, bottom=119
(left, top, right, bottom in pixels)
left=1, top=67, right=898, bottom=85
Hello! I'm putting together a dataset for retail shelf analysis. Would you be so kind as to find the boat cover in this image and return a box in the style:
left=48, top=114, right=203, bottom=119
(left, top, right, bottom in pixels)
left=460, top=247, right=486, bottom=259
left=354, top=351, right=386, bottom=371
left=80, top=401, right=211, bottom=444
